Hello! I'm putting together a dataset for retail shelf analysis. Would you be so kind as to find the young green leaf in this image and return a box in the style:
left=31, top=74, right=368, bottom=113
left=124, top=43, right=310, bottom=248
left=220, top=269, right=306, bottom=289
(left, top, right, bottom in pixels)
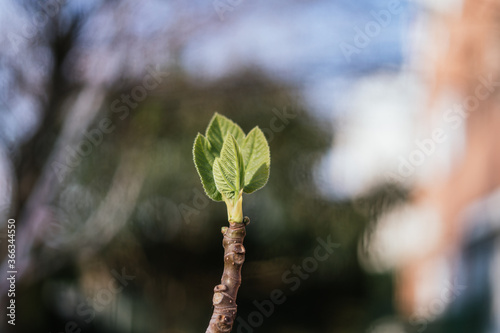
left=243, top=163, right=270, bottom=194
left=206, top=113, right=245, bottom=156
left=192, top=113, right=271, bottom=223
left=193, top=134, right=222, bottom=201
left=212, top=134, right=245, bottom=199
left=242, top=127, right=270, bottom=193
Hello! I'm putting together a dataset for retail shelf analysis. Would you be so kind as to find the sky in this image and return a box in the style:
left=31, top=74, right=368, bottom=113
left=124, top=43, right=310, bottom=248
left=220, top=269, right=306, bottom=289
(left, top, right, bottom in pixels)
left=0, top=0, right=457, bottom=200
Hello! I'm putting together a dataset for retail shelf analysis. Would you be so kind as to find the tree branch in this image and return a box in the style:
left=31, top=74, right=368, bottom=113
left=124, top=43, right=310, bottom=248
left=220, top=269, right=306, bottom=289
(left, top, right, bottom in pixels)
left=206, top=217, right=249, bottom=333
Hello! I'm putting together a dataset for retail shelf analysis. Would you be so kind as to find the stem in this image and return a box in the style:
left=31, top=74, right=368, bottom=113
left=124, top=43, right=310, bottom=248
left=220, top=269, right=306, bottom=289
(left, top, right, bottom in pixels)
left=224, top=191, right=243, bottom=223
left=205, top=217, right=249, bottom=333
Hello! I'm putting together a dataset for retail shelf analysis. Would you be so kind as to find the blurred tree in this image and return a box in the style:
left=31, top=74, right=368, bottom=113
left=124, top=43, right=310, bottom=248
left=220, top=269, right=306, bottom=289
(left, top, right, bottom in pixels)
left=0, top=1, right=402, bottom=333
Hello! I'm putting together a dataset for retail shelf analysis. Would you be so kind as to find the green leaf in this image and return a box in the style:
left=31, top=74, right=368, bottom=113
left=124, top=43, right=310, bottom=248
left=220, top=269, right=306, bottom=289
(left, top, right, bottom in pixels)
left=206, top=113, right=245, bottom=157
left=192, top=113, right=271, bottom=221
left=212, top=134, right=245, bottom=199
left=193, top=133, right=222, bottom=201
left=242, top=127, right=270, bottom=193
left=243, top=163, right=270, bottom=193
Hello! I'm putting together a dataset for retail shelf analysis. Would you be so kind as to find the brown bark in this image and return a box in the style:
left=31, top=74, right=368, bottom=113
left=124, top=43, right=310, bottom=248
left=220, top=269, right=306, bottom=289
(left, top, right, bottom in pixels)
left=205, top=217, right=249, bottom=333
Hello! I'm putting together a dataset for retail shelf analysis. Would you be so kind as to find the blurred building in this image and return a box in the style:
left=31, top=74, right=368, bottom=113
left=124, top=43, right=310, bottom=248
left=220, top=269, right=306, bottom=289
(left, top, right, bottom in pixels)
left=355, top=1, right=500, bottom=331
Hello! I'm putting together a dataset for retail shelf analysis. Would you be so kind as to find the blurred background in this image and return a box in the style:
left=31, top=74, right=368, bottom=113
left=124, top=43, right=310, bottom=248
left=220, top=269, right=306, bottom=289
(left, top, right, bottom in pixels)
left=1, top=0, right=499, bottom=332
